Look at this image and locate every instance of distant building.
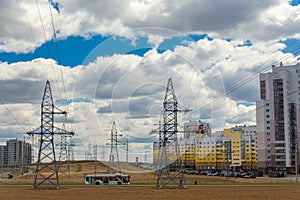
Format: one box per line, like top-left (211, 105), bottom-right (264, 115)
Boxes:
top-left (0, 139), bottom-right (32, 167)
top-left (152, 141), bottom-right (160, 166)
top-left (153, 120), bottom-right (212, 167)
top-left (256, 62), bottom-right (300, 174)
top-left (183, 120), bottom-right (212, 138)
top-left (152, 140), bottom-right (177, 167)
top-left (0, 145), bottom-right (7, 167)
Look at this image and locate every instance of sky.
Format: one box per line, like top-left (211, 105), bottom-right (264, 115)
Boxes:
top-left (1, 0), bottom-right (300, 162)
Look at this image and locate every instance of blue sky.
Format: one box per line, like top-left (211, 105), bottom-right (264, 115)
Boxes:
top-left (290, 0), bottom-right (300, 6)
top-left (0, 34), bottom-right (208, 67)
top-left (1, 33), bottom-right (298, 67)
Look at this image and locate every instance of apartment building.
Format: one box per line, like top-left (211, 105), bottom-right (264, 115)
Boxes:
top-left (256, 62), bottom-right (300, 174)
top-left (0, 145), bottom-right (7, 167)
top-left (178, 125), bottom-right (257, 171)
top-left (153, 120), bottom-right (212, 167)
top-left (0, 139), bottom-right (32, 167)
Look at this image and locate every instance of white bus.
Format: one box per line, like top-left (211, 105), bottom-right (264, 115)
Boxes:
top-left (85, 173), bottom-right (131, 185)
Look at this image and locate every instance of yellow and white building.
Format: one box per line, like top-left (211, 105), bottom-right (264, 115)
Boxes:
top-left (177, 125), bottom-right (257, 171)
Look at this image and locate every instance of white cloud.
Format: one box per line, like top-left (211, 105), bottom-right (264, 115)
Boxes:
top-left (1, 0), bottom-right (300, 53)
top-left (0, 35), bottom-right (297, 146)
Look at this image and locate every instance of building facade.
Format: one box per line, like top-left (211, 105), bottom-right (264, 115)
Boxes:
top-left (153, 120), bottom-right (212, 167)
top-left (178, 125), bottom-right (257, 171)
top-left (0, 145), bottom-right (7, 167)
top-left (257, 63), bottom-right (300, 174)
top-left (0, 139), bottom-right (32, 167)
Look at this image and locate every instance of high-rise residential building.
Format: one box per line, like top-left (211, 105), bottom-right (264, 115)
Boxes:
top-left (0, 145), bottom-right (7, 167)
top-left (256, 62), bottom-right (300, 174)
top-left (4, 139), bottom-right (32, 167)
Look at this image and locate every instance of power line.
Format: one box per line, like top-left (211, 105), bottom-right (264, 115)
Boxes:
top-left (228, 84), bottom-right (300, 123)
top-left (222, 0), bottom-right (266, 37)
top-left (34, 0), bottom-right (62, 98)
top-left (0, 98), bottom-right (28, 133)
top-left (47, 0), bottom-right (68, 106)
top-left (191, 42), bottom-right (300, 116)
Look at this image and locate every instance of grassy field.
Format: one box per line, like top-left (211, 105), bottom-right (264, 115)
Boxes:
top-left (0, 185), bottom-right (299, 200)
top-left (0, 161), bottom-right (299, 200)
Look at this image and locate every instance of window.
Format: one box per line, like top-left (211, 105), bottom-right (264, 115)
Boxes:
top-left (260, 80), bottom-right (266, 99)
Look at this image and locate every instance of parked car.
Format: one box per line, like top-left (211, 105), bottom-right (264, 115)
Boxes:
top-left (224, 172), bottom-right (235, 177)
top-left (234, 172), bottom-right (243, 178)
top-left (211, 172), bottom-right (220, 176)
top-left (185, 170), bottom-right (196, 175)
top-left (243, 174), bottom-right (256, 179)
top-left (195, 170), bottom-right (203, 175)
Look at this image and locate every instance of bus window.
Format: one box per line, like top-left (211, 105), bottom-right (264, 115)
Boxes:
top-left (104, 177), bottom-right (109, 184)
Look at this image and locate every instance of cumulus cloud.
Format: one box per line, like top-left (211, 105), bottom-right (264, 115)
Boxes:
top-left (1, 0), bottom-right (300, 160)
top-left (0, 34), bottom-right (297, 141)
top-left (1, 0), bottom-right (300, 53)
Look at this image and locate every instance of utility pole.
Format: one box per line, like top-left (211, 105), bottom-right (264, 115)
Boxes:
top-left (126, 138), bottom-right (129, 163)
top-left (296, 137), bottom-right (298, 184)
top-left (156, 78), bottom-right (191, 189)
top-left (100, 145), bottom-right (105, 161)
top-left (27, 80), bottom-right (74, 189)
top-left (144, 150), bottom-right (147, 164)
top-left (94, 144), bottom-right (97, 175)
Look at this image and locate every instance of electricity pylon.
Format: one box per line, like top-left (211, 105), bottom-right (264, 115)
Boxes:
top-left (107, 121), bottom-right (125, 173)
top-left (156, 78), bottom-right (191, 189)
top-left (56, 124), bottom-right (74, 177)
top-left (27, 80), bottom-right (74, 189)
top-left (68, 138), bottom-right (75, 161)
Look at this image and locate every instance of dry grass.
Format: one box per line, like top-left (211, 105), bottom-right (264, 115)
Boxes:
top-left (1, 161), bottom-right (296, 186)
top-left (0, 185), bottom-right (299, 200)
top-left (0, 161), bottom-right (299, 200)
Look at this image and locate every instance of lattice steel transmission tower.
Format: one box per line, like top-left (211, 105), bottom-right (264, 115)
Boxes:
top-left (68, 138), bottom-right (75, 161)
top-left (28, 80), bottom-right (74, 189)
top-left (107, 121), bottom-right (125, 173)
top-left (156, 78), bottom-right (191, 189)
top-left (57, 124), bottom-right (74, 177)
